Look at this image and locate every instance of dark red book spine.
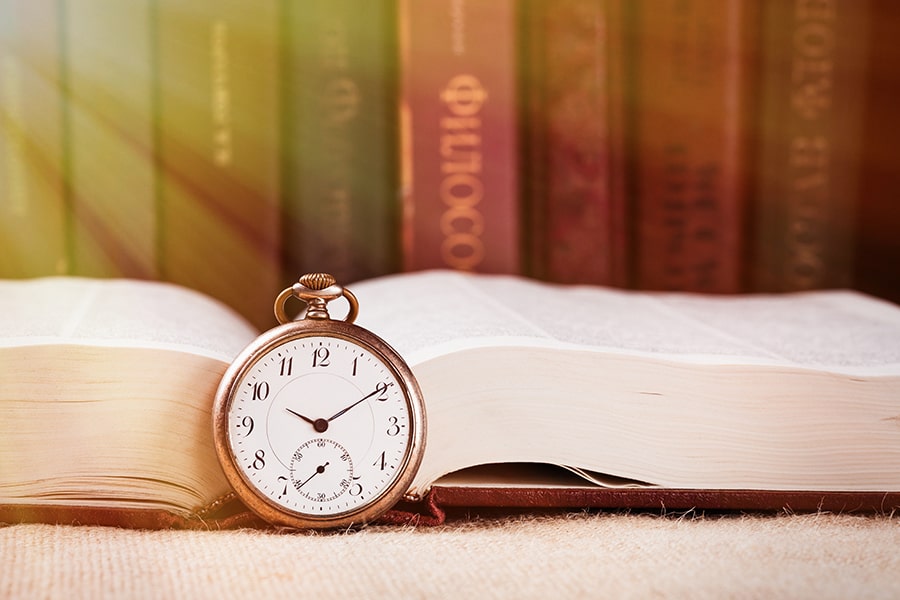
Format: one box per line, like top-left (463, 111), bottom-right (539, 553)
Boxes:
top-left (399, 0), bottom-right (520, 274)
top-left (522, 0), bottom-right (628, 286)
top-left (630, 0), bottom-right (755, 292)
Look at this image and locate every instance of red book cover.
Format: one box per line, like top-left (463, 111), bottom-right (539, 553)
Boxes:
top-left (522, 0), bottom-right (628, 286)
top-left (630, 0), bottom-right (755, 292)
top-left (425, 485), bottom-right (900, 519)
top-left (399, 0), bottom-right (520, 274)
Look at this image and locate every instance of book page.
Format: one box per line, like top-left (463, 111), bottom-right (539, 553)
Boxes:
top-left (353, 271), bottom-right (900, 375)
top-left (354, 271), bottom-right (551, 360)
top-left (0, 278), bottom-right (258, 362)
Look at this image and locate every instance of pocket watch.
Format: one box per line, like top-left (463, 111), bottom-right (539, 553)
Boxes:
top-left (212, 273), bottom-right (426, 529)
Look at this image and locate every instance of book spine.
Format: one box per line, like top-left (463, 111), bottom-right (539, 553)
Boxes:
top-left (630, 0), bottom-right (754, 292)
top-left (399, 0), bottom-right (521, 274)
top-left (0, 0), bottom-right (68, 277)
top-left (855, 0), bottom-right (900, 303)
top-left (427, 486), bottom-right (900, 516)
top-left (281, 0), bottom-right (400, 285)
top-left (752, 0), bottom-right (869, 291)
top-left (155, 0), bottom-right (280, 330)
top-left (521, 0), bottom-right (628, 286)
top-left (63, 0), bottom-right (157, 278)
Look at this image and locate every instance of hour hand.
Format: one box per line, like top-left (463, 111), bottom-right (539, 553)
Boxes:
top-left (285, 407), bottom-right (315, 425)
top-left (286, 407), bottom-right (329, 433)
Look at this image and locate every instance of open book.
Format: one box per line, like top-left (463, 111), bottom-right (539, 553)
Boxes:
top-left (2, 271), bottom-right (899, 528)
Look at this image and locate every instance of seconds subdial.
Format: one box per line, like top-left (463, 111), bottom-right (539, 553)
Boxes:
top-left (290, 438), bottom-right (354, 503)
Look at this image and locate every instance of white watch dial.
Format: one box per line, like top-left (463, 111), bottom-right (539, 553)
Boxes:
top-left (226, 334), bottom-right (412, 517)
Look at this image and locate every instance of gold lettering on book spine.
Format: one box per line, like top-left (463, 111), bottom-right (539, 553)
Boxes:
top-left (210, 20), bottom-right (232, 167)
top-left (786, 0), bottom-right (836, 288)
top-left (438, 75), bottom-right (487, 270)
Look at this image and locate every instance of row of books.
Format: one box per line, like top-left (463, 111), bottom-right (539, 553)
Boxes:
top-left (523, 0), bottom-right (870, 294)
top-left (0, 0), bottom-right (880, 328)
top-left (0, 0), bottom-right (400, 329)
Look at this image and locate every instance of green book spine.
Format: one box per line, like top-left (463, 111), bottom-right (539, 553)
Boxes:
top-left (0, 0), bottom-right (68, 277)
top-left (281, 0), bottom-right (400, 284)
top-left (63, 0), bottom-right (157, 278)
top-left (155, 0), bottom-right (281, 329)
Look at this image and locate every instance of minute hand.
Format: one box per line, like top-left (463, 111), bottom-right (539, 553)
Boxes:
top-left (327, 384), bottom-right (392, 422)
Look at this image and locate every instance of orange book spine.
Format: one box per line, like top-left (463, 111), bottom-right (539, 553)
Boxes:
top-left (753, 0), bottom-right (869, 291)
top-left (630, 0), bottom-right (755, 292)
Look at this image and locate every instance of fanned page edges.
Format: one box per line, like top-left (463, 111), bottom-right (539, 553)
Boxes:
top-left (353, 272), bottom-right (900, 496)
top-left (0, 495), bottom-right (264, 531)
top-left (0, 278), bottom-right (253, 527)
top-left (0, 492), bottom-right (443, 530)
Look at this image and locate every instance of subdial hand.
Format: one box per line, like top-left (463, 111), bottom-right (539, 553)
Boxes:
top-left (326, 383), bottom-right (394, 422)
top-left (285, 407), bottom-right (329, 433)
top-left (297, 462), bottom-right (330, 489)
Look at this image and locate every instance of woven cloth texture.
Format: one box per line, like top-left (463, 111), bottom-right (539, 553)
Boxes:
top-left (2, 512), bottom-right (899, 599)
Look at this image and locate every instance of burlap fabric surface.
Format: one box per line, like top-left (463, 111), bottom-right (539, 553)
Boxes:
top-left (2, 512), bottom-right (899, 598)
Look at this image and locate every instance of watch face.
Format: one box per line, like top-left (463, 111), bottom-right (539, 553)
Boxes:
top-left (216, 323), bottom-right (423, 527)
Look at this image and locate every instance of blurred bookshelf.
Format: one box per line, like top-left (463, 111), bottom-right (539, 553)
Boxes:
top-left (1, 0), bottom-right (899, 330)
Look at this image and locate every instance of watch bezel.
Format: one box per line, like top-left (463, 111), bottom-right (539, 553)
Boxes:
top-left (212, 318), bottom-right (426, 529)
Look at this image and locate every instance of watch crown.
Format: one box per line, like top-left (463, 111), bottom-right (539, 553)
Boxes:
top-left (299, 273), bottom-right (336, 290)
top-left (275, 273), bottom-right (358, 325)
